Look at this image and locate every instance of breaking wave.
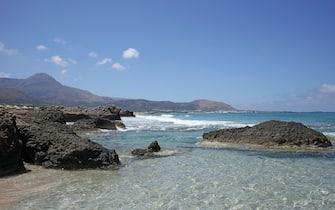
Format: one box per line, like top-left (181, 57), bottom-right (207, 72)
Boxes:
top-left (122, 114), bottom-right (252, 131)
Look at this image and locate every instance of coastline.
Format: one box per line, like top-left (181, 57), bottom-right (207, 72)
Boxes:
top-left (1, 112), bottom-right (335, 209)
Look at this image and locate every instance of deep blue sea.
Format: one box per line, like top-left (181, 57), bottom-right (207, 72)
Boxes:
top-left (4, 112), bottom-right (335, 209)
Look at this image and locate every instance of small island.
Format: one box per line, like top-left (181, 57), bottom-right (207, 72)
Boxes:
top-left (202, 120), bottom-right (332, 150)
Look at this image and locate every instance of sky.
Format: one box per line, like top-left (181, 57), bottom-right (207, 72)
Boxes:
top-left (0, 0), bottom-right (335, 111)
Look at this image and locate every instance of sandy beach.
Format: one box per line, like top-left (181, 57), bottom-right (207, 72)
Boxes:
top-left (0, 164), bottom-right (61, 209)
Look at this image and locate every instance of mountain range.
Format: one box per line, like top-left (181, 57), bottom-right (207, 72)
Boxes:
top-left (0, 73), bottom-right (236, 112)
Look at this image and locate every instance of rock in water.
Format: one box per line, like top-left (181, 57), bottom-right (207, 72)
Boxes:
top-left (148, 140), bottom-right (161, 152)
top-left (131, 141), bottom-right (161, 156)
top-left (0, 110), bottom-right (25, 177)
top-left (203, 120), bottom-right (332, 149)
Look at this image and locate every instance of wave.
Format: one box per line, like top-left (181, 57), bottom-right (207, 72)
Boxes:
top-left (122, 114), bottom-right (252, 131)
top-left (140, 114), bottom-right (249, 127)
top-left (324, 132), bottom-right (335, 137)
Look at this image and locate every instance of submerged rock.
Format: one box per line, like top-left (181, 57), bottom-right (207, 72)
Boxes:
top-left (202, 120), bottom-right (332, 149)
top-left (131, 141), bottom-right (161, 156)
top-left (0, 110), bottom-right (25, 177)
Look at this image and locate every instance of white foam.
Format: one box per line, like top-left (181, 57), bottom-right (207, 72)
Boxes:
top-left (160, 114), bottom-right (174, 118)
top-left (154, 149), bottom-right (183, 157)
top-left (136, 114), bottom-right (250, 128)
top-left (324, 132), bottom-right (335, 137)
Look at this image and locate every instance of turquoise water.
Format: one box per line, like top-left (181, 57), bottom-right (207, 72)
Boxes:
top-left (10, 112), bottom-right (335, 209)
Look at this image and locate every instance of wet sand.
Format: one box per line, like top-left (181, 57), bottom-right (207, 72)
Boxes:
top-left (0, 164), bottom-right (61, 209)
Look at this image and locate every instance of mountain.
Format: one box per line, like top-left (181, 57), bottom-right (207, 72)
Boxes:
top-left (0, 88), bottom-right (41, 105)
top-left (0, 73), bottom-right (236, 112)
top-left (0, 73), bottom-right (111, 106)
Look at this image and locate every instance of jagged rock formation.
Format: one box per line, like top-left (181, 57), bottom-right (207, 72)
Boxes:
top-left (0, 105), bottom-right (121, 177)
top-left (61, 105), bottom-right (133, 132)
top-left (0, 110), bottom-right (25, 177)
top-left (203, 120), bottom-right (332, 149)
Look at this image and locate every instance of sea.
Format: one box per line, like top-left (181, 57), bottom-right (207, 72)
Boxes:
top-left (1, 112), bottom-right (335, 209)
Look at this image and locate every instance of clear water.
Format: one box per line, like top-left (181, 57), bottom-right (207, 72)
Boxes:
top-left (4, 112), bottom-right (335, 209)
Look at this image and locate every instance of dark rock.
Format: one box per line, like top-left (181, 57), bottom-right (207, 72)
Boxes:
top-left (0, 109), bottom-right (25, 177)
top-left (131, 148), bottom-right (151, 156)
top-left (131, 141), bottom-right (161, 156)
top-left (203, 120), bottom-right (332, 149)
top-left (61, 105), bottom-right (123, 121)
top-left (120, 109), bottom-right (135, 117)
top-left (27, 106), bottom-right (66, 124)
top-left (61, 105), bottom-right (130, 131)
top-left (12, 107), bottom-right (120, 169)
top-left (148, 140), bottom-right (161, 152)
top-left (72, 118), bottom-right (117, 131)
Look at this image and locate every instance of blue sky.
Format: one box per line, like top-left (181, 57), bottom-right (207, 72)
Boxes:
top-left (0, 0), bottom-right (334, 111)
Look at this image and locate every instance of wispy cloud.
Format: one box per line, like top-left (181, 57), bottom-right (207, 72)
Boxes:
top-left (319, 84), bottom-right (335, 93)
top-left (0, 72), bottom-right (10, 78)
top-left (97, 58), bottom-right (112, 65)
top-left (123, 48), bottom-right (140, 59)
top-left (67, 58), bottom-right (77, 65)
top-left (45, 55), bottom-right (77, 67)
top-left (112, 62), bottom-right (126, 70)
top-left (36, 45), bottom-right (48, 51)
top-left (45, 55), bottom-right (68, 67)
top-left (290, 83), bottom-right (335, 111)
top-left (88, 51), bottom-right (98, 58)
top-left (0, 41), bottom-right (18, 56)
top-left (52, 37), bottom-right (68, 45)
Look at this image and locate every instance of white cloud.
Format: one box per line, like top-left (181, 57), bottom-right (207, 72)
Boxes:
top-left (60, 69), bottom-right (67, 75)
top-left (88, 51), bottom-right (98, 58)
top-left (45, 56), bottom-right (77, 67)
top-left (97, 58), bottom-right (112, 65)
top-left (319, 84), bottom-right (335, 93)
top-left (112, 62), bottom-right (126, 70)
top-left (0, 41), bottom-right (19, 56)
top-left (36, 45), bottom-right (47, 51)
top-left (0, 72), bottom-right (10, 78)
top-left (123, 48), bottom-right (139, 59)
top-left (45, 55), bottom-right (69, 67)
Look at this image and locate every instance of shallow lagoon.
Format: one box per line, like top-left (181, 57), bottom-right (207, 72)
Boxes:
top-left (2, 112), bottom-right (335, 209)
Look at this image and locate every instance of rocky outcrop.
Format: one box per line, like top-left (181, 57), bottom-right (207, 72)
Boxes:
top-left (61, 105), bottom-right (134, 121)
top-left (72, 118), bottom-right (126, 132)
top-left (61, 105), bottom-right (132, 131)
top-left (131, 141), bottom-right (161, 156)
top-left (61, 106), bottom-right (120, 121)
top-left (0, 109), bottom-right (25, 177)
top-left (1, 106), bottom-right (121, 171)
top-left (203, 120), bottom-right (332, 149)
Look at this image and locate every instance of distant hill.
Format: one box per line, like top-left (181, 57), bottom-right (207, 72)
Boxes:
top-left (0, 73), bottom-right (236, 112)
top-left (0, 88), bottom-right (41, 105)
top-left (112, 99), bottom-right (235, 112)
top-left (0, 73), bottom-right (111, 106)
